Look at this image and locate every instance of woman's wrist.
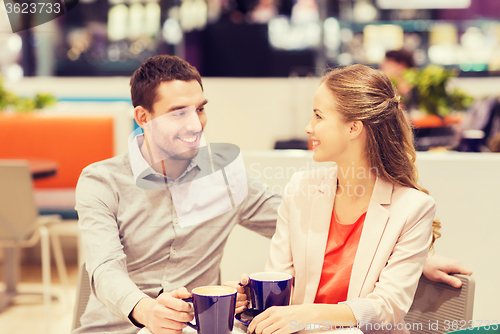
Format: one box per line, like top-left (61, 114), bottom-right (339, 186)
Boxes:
top-left (305, 303), bottom-right (357, 327)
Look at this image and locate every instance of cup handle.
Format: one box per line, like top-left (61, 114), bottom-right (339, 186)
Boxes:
top-left (182, 297), bottom-right (197, 330)
top-left (238, 282), bottom-right (254, 312)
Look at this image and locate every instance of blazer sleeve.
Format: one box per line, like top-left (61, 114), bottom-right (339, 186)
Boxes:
top-left (345, 193), bottom-right (436, 333)
top-left (264, 173), bottom-right (300, 277)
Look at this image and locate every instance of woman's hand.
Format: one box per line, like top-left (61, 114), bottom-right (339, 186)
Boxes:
top-left (223, 273), bottom-right (250, 314)
top-left (247, 304), bottom-right (314, 334)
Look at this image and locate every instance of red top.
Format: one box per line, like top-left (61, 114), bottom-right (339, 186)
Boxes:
top-left (314, 210), bottom-right (366, 304)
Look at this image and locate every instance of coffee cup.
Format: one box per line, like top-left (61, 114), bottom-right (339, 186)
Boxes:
top-left (247, 272), bottom-right (293, 316)
top-left (183, 286), bottom-right (237, 334)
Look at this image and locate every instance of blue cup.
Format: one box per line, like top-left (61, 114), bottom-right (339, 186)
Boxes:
top-left (183, 286), bottom-right (237, 334)
top-left (248, 272), bottom-right (293, 316)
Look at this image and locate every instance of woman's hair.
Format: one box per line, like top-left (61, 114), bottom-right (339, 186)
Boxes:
top-left (321, 64), bottom-right (441, 247)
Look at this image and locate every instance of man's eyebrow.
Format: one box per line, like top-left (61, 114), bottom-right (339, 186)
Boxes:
top-left (167, 99), bottom-right (208, 113)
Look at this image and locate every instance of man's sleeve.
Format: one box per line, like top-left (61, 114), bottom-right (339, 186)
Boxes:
top-left (75, 166), bottom-right (149, 324)
top-left (236, 171), bottom-right (282, 238)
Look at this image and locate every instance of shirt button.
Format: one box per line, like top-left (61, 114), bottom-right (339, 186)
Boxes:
top-left (172, 248), bottom-right (176, 255)
top-left (174, 219), bottom-right (178, 224)
top-left (163, 281), bottom-right (170, 286)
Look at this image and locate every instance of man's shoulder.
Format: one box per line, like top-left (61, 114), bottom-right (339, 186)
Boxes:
top-left (78, 153), bottom-right (133, 186)
top-left (76, 153), bottom-right (133, 201)
top-left (82, 153), bottom-right (130, 174)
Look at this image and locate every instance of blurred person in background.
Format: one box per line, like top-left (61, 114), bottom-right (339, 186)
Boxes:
top-left (380, 49), bottom-right (417, 110)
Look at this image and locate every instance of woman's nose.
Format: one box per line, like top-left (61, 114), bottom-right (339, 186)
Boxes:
top-left (305, 121), bottom-right (313, 135)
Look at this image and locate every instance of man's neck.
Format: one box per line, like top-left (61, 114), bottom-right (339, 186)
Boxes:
top-left (139, 139), bottom-right (191, 180)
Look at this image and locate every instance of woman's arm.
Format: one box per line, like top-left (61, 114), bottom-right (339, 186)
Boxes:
top-left (248, 303), bottom-right (356, 334)
top-left (344, 193), bottom-right (436, 333)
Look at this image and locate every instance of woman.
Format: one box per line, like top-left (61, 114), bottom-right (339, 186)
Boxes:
top-left (244, 64), bottom-right (440, 334)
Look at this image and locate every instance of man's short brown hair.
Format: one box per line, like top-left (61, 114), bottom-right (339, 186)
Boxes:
top-left (130, 55), bottom-right (203, 112)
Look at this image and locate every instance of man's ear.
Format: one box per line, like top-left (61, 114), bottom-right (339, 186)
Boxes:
top-left (134, 106), bottom-right (149, 129)
top-left (349, 120), bottom-right (364, 139)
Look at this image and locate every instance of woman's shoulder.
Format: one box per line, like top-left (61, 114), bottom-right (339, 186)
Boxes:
top-left (292, 164), bottom-right (337, 182)
top-left (281, 165), bottom-right (337, 199)
top-left (287, 165), bottom-right (337, 188)
top-left (392, 183), bottom-right (436, 210)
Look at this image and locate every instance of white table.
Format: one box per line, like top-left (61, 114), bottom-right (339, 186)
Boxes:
top-left (138, 321), bottom-right (363, 334)
top-left (138, 322), bottom-right (247, 334)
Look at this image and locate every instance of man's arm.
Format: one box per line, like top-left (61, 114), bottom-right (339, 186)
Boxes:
top-left (76, 167), bottom-right (149, 321)
top-left (236, 171), bottom-right (281, 237)
top-left (423, 254), bottom-right (473, 288)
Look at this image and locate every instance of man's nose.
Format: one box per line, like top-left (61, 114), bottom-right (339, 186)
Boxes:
top-left (185, 110), bottom-right (202, 133)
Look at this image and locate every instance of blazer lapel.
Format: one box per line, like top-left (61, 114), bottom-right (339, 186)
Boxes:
top-left (348, 177), bottom-right (393, 299)
top-left (303, 166), bottom-right (337, 303)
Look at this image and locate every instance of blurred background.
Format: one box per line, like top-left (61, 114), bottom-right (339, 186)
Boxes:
top-left (1, 0), bottom-right (500, 78)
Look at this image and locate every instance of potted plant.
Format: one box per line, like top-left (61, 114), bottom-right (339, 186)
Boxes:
top-left (0, 75), bottom-right (57, 113)
top-left (403, 64), bottom-right (474, 124)
top-left (402, 65), bottom-right (474, 150)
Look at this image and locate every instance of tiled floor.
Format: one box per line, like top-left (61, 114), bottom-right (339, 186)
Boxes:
top-left (0, 263), bottom-right (79, 334)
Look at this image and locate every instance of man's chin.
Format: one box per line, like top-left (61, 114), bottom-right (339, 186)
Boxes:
top-left (168, 147), bottom-right (199, 161)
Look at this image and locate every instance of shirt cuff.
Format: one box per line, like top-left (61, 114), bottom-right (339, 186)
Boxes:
top-left (122, 291), bottom-right (150, 327)
top-left (342, 298), bottom-right (378, 334)
top-left (129, 313), bottom-right (145, 329)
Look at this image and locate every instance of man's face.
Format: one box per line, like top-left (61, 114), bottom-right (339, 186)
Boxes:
top-left (380, 58), bottom-right (406, 78)
top-left (144, 80), bottom-right (207, 164)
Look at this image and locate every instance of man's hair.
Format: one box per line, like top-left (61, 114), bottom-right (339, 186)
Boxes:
top-left (130, 55), bottom-right (203, 112)
top-left (385, 49), bottom-right (415, 68)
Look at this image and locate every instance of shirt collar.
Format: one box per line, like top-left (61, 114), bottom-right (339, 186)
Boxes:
top-left (128, 129), bottom-right (205, 189)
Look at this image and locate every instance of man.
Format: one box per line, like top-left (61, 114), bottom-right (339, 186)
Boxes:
top-left (74, 55), bottom-right (471, 334)
top-left (74, 55), bottom-right (280, 334)
top-left (380, 49), bottom-right (416, 108)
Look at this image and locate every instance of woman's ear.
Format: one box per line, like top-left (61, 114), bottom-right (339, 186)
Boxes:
top-left (349, 120), bottom-right (364, 139)
top-left (134, 106), bottom-right (149, 129)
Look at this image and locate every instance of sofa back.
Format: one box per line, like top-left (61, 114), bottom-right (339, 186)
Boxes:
top-left (0, 114), bottom-right (114, 188)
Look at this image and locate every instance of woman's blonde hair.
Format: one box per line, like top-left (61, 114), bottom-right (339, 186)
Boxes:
top-left (321, 64), bottom-right (441, 247)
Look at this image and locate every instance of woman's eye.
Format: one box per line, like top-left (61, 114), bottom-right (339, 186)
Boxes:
top-left (197, 108), bottom-right (205, 113)
top-left (315, 113), bottom-right (322, 119)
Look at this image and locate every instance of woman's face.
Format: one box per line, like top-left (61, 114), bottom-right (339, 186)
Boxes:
top-left (305, 83), bottom-right (352, 163)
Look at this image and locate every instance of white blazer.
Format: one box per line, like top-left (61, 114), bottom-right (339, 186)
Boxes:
top-left (266, 165), bottom-right (435, 334)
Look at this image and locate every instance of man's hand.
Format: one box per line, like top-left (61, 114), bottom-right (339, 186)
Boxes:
top-left (131, 287), bottom-right (194, 334)
top-left (423, 254), bottom-right (473, 288)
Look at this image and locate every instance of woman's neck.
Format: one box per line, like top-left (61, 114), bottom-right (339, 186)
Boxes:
top-left (336, 159), bottom-right (376, 202)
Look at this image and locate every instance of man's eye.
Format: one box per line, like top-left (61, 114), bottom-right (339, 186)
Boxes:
top-left (174, 112), bottom-right (185, 117)
top-left (197, 108), bottom-right (205, 113)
